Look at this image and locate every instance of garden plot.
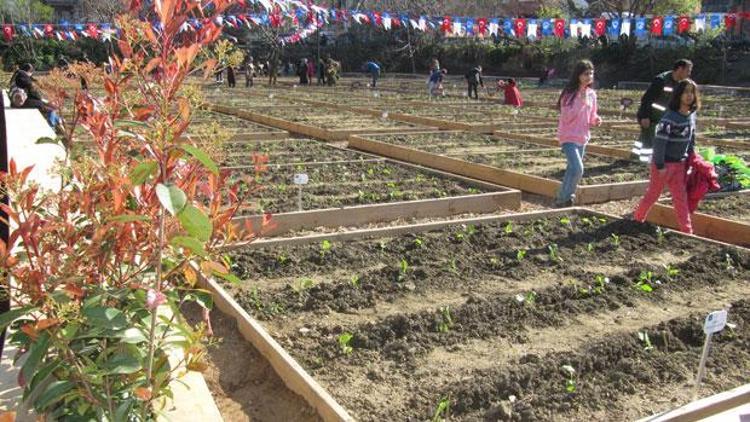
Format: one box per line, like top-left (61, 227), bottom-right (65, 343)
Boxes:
top-left (365, 131), bottom-right (554, 156)
top-left (220, 138), bottom-right (519, 232)
top-left (222, 211), bottom-right (750, 421)
top-left (190, 111), bottom-right (287, 138)
top-left (702, 127), bottom-right (750, 143)
top-left (695, 192), bottom-right (750, 224)
top-left (366, 132), bottom-right (648, 186)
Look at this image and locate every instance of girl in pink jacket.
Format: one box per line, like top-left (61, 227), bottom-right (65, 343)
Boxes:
top-left (554, 60), bottom-right (602, 206)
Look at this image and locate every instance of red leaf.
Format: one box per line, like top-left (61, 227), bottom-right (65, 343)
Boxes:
top-left (104, 78), bottom-right (117, 95)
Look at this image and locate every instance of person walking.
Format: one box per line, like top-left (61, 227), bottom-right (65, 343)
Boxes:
top-left (364, 61), bottom-right (381, 88)
top-left (465, 65), bottom-right (484, 100)
top-left (317, 57), bottom-right (326, 85)
top-left (245, 55), bottom-right (255, 88)
top-left (428, 68), bottom-right (447, 98)
top-left (298, 58), bottom-right (309, 85)
top-left (632, 79), bottom-right (700, 234)
top-left (634, 59), bottom-right (693, 162)
top-left (554, 60), bottom-right (602, 207)
top-left (227, 65), bottom-right (236, 88)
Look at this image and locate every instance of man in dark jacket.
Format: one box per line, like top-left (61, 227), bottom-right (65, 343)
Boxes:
top-left (9, 63), bottom-right (63, 130)
top-left (634, 59), bottom-right (693, 162)
top-left (465, 65), bottom-right (484, 100)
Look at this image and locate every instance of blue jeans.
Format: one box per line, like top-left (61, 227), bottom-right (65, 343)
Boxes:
top-left (557, 142), bottom-right (586, 203)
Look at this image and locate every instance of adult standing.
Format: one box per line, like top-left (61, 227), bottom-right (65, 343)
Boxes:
top-left (634, 59), bottom-right (693, 162)
top-left (306, 58), bottom-right (315, 84)
top-left (298, 58), bottom-right (309, 85)
top-left (465, 65), bottom-right (484, 100)
top-left (226, 65), bottom-right (236, 88)
top-left (245, 55), bottom-right (255, 88)
top-left (317, 57), bottom-right (326, 85)
top-left (364, 61), bottom-right (381, 88)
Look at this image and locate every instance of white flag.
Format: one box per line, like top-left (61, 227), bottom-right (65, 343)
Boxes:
top-left (489, 22), bottom-right (499, 36)
top-left (383, 17), bottom-right (392, 30)
top-left (621, 19), bottom-right (631, 36)
top-left (527, 20), bottom-right (538, 40)
top-left (695, 16), bottom-right (706, 32)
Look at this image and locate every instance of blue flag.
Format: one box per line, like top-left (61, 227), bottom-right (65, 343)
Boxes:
top-left (710, 14), bottom-right (722, 29)
top-left (466, 18), bottom-right (474, 35)
top-left (635, 17), bottom-right (647, 37)
top-left (542, 19), bottom-right (553, 36)
top-left (663, 16), bottom-right (674, 35)
top-left (609, 18), bottom-right (621, 36)
top-left (503, 19), bottom-right (513, 35)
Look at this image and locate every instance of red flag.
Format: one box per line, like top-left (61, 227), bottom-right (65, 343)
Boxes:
top-left (87, 23), bottom-right (99, 38)
top-left (513, 18), bottom-right (526, 37)
top-left (725, 13), bottom-right (737, 29)
top-left (2, 25), bottom-right (13, 42)
top-left (44, 24), bottom-right (54, 38)
top-left (677, 16), bottom-right (690, 33)
top-left (373, 12), bottom-right (382, 27)
top-left (594, 18), bottom-right (607, 36)
top-left (441, 16), bottom-right (451, 34)
top-left (391, 18), bottom-right (400, 28)
top-left (554, 18), bottom-right (566, 37)
top-left (270, 12), bottom-right (281, 27)
top-left (478, 18), bottom-right (487, 35)
top-left (651, 16), bottom-right (663, 35)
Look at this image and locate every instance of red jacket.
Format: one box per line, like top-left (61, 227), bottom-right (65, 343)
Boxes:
top-left (686, 153), bottom-right (720, 213)
top-left (504, 85), bottom-right (523, 107)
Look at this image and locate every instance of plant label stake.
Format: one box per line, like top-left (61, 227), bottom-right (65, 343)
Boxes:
top-left (294, 173), bottom-right (309, 211)
top-left (693, 309), bottom-right (728, 398)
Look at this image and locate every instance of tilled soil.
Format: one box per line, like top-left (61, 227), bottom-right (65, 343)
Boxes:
top-left (694, 194), bottom-right (750, 223)
top-left (223, 214), bottom-right (750, 421)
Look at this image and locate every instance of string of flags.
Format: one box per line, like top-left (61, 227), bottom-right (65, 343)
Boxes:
top-left (2, 5), bottom-right (749, 45)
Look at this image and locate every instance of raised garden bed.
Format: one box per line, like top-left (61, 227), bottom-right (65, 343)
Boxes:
top-left (219, 210), bottom-right (750, 421)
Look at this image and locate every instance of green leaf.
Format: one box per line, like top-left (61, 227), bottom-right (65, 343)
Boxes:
top-left (34, 380), bottom-right (75, 410)
top-left (185, 290), bottom-right (214, 309)
top-left (83, 307), bottom-right (128, 330)
top-left (115, 400), bottom-right (134, 421)
top-left (170, 236), bottom-right (208, 257)
top-left (104, 354), bottom-right (142, 375)
top-left (21, 332), bottom-right (50, 386)
top-left (182, 145), bottom-right (219, 175)
top-left (35, 137), bottom-right (61, 146)
top-left (156, 184), bottom-right (187, 216)
top-left (23, 360), bottom-right (61, 404)
top-left (129, 160), bottom-right (158, 185)
top-left (214, 271), bottom-right (241, 284)
top-left (0, 306), bottom-right (36, 330)
top-left (119, 327), bottom-right (147, 344)
top-left (115, 119), bottom-right (149, 127)
top-left (109, 214), bottom-right (151, 223)
top-left (178, 205), bottom-right (212, 242)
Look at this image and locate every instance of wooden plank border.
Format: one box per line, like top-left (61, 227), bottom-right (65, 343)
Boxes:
top-left (348, 135), bottom-right (649, 204)
top-left (644, 191), bottom-right (750, 247)
top-left (638, 383), bottom-right (750, 422)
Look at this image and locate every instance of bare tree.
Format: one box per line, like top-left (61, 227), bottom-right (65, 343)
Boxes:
top-left (80, 0), bottom-right (127, 22)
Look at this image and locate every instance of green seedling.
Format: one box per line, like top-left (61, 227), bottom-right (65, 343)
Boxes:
top-left (548, 243), bottom-right (563, 263)
top-left (516, 290), bottom-right (537, 305)
top-left (610, 233), bottom-right (621, 248)
top-left (655, 226), bottom-right (665, 243)
top-left (320, 240), bottom-right (332, 258)
top-left (489, 257), bottom-right (500, 267)
top-left (414, 238), bottom-right (424, 248)
top-left (293, 278), bottom-right (316, 297)
top-left (598, 217), bottom-right (608, 224)
top-left (437, 306), bottom-right (454, 333)
top-left (398, 258), bottom-right (409, 281)
top-left (593, 274), bottom-right (609, 294)
top-left (465, 224), bottom-right (477, 236)
top-left (468, 187), bottom-right (480, 194)
top-left (637, 331), bottom-right (654, 351)
top-left (248, 287), bottom-right (263, 311)
top-left (381, 167), bottom-right (392, 176)
top-left (454, 232), bottom-right (465, 242)
top-left (378, 240), bottom-right (388, 250)
top-left (562, 365), bottom-right (577, 393)
top-left (431, 396), bottom-right (450, 422)
top-left (663, 264), bottom-right (680, 280)
top-left (581, 217), bottom-right (593, 227)
top-left (447, 258), bottom-right (459, 275)
top-left (349, 275), bottom-right (361, 288)
top-left (635, 271), bottom-right (659, 293)
top-left (277, 254), bottom-right (288, 265)
top-left (516, 248), bottom-right (527, 262)
top-left (559, 217), bottom-right (571, 227)
top-left (586, 243), bottom-right (594, 253)
top-left (503, 222), bottom-right (513, 234)
top-left (338, 332), bottom-right (353, 355)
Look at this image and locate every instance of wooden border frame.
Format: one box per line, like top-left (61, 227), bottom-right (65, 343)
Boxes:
top-left (638, 383), bottom-right (750, 422)
top-left (645, 190), bottom-right (750, 247)
top-left (348, 135), bottom-right (649, 204)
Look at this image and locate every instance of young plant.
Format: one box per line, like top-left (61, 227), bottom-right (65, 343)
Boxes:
top-left (437, 306), bottom-right (454, 333)
top-left (448, 259), bottom-right (459, 275)
top-left (562, 365), bottom-right (577, 393)
top-left (635, 271), bottom-right (660, 293)
top-left (248, 287), bottom-right (264, 311)
top-left (431, 396), bottom-right (451, 422)
top-left (610, 233), bottom-right (621, 248)
top-left (559, 217), bottom-right (572, 227)
top-left (663, 264), bottom-right (680, 280)
top-left (338, 332), bottom-right (354, 355)
top-left (516, 248), bottom-right (527, 262)
top-left (593, 274), bottom-right (609, 294)
top-left (548, 243), bottom-right (563, 263)
top-left (398, 258), bottom-right (410, 281)
top-left (504, 222), bottom-right (514, 234)
top-left (586, 242), bottom-right (595, 253)
top-left (516, 290), bottom-right (537, 305)
top-left (293, 278), bottom-right (316, 297)
top-left (320, 240), bottom-right (333, 258)
top-left (655, 226), bottom-right (665, 243)
top-left (414, 238), bottom-right (424, 248)
top-left (638, 331), bottom-right (654, 351)
top-left (349, 275), bottom-right (361, 288)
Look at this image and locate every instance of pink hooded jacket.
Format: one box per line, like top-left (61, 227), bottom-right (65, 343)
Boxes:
top-left (557, 87), bottom-right (601, 145)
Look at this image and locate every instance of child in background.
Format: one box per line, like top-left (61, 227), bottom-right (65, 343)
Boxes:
top-left (555, 60), bottom-right (602, 207)
top-left (498, 78), bottom-right (523, 107)
top-left (632, 79), bottom-right (700, 234)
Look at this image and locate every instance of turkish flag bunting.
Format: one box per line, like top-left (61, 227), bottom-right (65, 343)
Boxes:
top-left (725, 13), bottom-right (737, 29)
top-left (651, 16), bottom-right (663, 35)
top-left (44, 24), bottom-right (54, 37)
top-left (594, 18), bottom-right (606, 36)
top-left (441, 16), bottom-right (451, 33)
top-left (87, 23), bottom-right (98, 38)
top-left (554, 18), bottom-right (565, 37)
top-left (677, 16), bottom-right (690, 33)
top-left (514, 18), bottom-right (526, 37)
top-left (2, 25), bottom-right (13, 42)
top-left (478, 18), bottom-right (487, 35)
top-left (373, 12), bottom-right (382, 27)
top-left (270, 12), bottom-right (281, 27)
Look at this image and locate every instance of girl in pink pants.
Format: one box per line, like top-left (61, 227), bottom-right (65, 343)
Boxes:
top-left (633, 79), bottom-right (700, 234)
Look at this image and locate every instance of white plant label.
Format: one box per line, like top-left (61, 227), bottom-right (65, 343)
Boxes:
top-left (703, 309), bottom-right (727, 334)
top-left (293, 173), bottom-right (309, 185)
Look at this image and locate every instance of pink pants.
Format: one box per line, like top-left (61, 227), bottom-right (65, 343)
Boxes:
top-left (634, 162), bottom-right (693, 234)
